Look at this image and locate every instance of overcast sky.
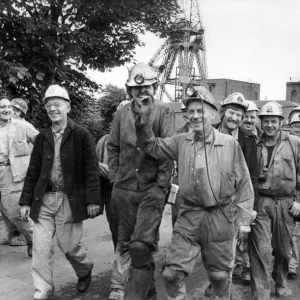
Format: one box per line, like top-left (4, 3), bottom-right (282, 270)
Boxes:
top-left (88, 0), bottom-right (300, 101)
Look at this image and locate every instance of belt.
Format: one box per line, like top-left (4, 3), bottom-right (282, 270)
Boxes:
top-left (259, 193), bottom-right (292, 200)
top-left (0, 160), bottom-right (10, 166)
top-left (46, 184), bottom-right (65, 193)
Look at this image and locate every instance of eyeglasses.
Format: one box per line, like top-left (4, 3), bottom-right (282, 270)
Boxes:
top-left (44, 103), bottom-right (64, 110)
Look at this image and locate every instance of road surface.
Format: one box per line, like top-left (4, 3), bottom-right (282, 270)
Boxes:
top-left (1, 206), bottom-right (299, 300)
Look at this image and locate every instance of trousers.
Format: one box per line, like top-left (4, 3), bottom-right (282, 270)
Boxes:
top-left (164, 202), bottom-right (237, 300)
top-left (32, 192), bottom-right (93, 300)
top-left (289, 222), bottom-right (300, 272)
top-left (249, 196), bottom-right (294, 300)
top-left (0, 165), bottom-right (32, 243)
top-left (235, 233), bottom-right (250, 269)
top-left (111, 185), bottom-right (165, 299)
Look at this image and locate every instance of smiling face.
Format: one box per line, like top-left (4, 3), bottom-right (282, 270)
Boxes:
top-left (242, 110), bottom-right (258, 132)
top-left (44, 98), bottom-right (70, 124)
top-left (221, 105), bottom-right (244, 133)
top-left (261, 116), bottom-right (282, 137)
top-left (290, 122), bottom-right (300, 137)
top-left (186, 100), bottom-right (216, 133)
top-left (0, 99), bottom-right (12, 123)
top-left (130, 84), bottom-right (155, 109)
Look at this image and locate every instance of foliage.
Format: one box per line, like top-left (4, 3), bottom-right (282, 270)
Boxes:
top-left (0, 0), bottom-right (179, 129)
top-left (82, 84), bottom-right (127, 142)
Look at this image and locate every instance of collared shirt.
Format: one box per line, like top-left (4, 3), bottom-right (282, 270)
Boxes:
top-left (50, 126), bottom-right (66, 186)
top-left (218, 123), bottom-right (239, 140)
top-left (136, 125), bottom-right (254, 225)
top-left (193, 130), bottom-right (215, 205)
top-left (0, 121), bottom-right (10, 163)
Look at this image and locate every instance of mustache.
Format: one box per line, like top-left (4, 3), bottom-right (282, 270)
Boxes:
top-left (228, 119), bottom-right (239, 125)
top-left (243, 121), bottom-right (253, 125)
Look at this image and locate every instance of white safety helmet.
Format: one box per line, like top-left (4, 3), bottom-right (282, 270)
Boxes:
top-left (246, 100), bottom-right (259, 112)
top-left (11, 98), bottom-right (28, 115)
top-left (258, 101), bottom-right (283, 119)
top-left (221, 93), bottom-right (249, 112)
top-left (183, 86), bottom-right (217, 110)
top-left (126, 63), bottom-right (158, 87)
top-left (290, 112), bottom-right (300, 125)
top-left (43, 84), bottom-right (70, 103)
top-left (288, 106), bottom-right (300, 121)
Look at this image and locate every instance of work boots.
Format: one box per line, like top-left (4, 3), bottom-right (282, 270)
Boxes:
top-left (275, 284), bottom-right (288, 298)
top-left (124, 267), bottom-right (153, 300)
top-left (108, 288), bottom-right (125, 300)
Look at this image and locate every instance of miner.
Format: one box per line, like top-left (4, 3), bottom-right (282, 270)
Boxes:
top-left (107, 62), bottom-right (175, 300)
top-left (136, 86), bottom-right (254, 300)
top-left (19, 84), bottom-right (101, 300)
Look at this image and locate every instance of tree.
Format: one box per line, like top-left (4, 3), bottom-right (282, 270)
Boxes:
top-left (0, 0), bottom-right (179, 128)
top-left (83, 84), bottom-right (127, 142)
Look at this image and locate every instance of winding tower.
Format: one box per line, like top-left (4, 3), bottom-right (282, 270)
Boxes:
top-left (149, 0), bottom-right (207, 102)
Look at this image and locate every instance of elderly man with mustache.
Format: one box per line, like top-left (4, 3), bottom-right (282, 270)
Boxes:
top-left (242, 100), bottom-right (262, 139)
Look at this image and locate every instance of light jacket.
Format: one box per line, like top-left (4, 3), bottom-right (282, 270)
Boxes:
top-left (136, 123), bottom-right (254, 226)
top-left (8, 118), bottom-right (38, 182)
top-left (108, 101), bottom-right (175, 191)
top-left (257, 130), bottom-right (300, 199)
top-left (214, 123), bottom-right (258, 207)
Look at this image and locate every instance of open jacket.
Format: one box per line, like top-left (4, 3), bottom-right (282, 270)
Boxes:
top-left (257, 130), bottom-right (300, 200)
top-left (19, 118), bottom-right (101, 223)
top-left (136, 123), bottom-right (254, 226)
top-left (214, 124), bottom-right (259, 207)
top-left (108, 101), bottom-right (175, 191)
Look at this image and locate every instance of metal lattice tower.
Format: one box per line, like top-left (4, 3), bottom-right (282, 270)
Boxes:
top-left (149, 0), bottom-right (207, 102)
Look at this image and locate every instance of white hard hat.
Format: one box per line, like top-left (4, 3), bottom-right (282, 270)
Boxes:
top-left (180, 102), bottom-right (187, 112)
top-left (11, 98), bottom-right (28, 115)
top-left (221, 93), bottom-right (248, 111)
top-left (290, 112), bottom-right (300, 125)
top-left (183, 86), bottom-right (217, 110)
top-left (289, 106), bottom-right (300, 120)
top-left (126, 63), bottom-right (158, 87)
top-left (259, 101), bottom-right (283, 119)
top-left (246, 100), bottom-right (259, 112)
top-left (43, 84), bottom-right (70, 103)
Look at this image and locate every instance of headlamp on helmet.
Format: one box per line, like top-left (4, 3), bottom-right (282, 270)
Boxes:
top-left (186, 86), bottom-right (196, 97)
top-left (134, 74), bottom-right (145, 85)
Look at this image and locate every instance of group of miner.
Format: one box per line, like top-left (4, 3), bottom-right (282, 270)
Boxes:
top-left (1, 62), bottom-right (300, 300)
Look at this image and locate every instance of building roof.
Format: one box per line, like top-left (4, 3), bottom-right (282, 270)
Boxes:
top-left (168, 100), bottom-right (298, 113)
top-left (203, 78), bottom-right (260, 85)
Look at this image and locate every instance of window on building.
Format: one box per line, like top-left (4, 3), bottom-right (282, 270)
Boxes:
top-left (255, 92), bottom-right (258, 100)
top-left (291, 90), bottom-right (297, 102)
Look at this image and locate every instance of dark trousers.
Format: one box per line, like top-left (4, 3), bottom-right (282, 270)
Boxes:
top-left (113, 185), bottom-right (165, 300)
top-left (101, 178), bottom-right (119, 251)
top-left (249, 196), bottom-right (294, 300)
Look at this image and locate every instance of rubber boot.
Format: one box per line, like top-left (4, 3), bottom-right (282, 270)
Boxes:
top-left (124, 266), bottom-right (153, 300)
top-left (210, 271), bottom-right (231, 300)
top-left (147, 275), bottom-right (157, 300)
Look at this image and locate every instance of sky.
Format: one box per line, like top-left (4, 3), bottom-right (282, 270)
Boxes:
top-left (87, 0), bottom-right (300, 101)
